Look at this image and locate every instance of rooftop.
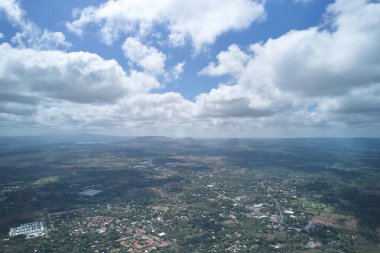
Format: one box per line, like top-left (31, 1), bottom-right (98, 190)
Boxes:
top-left (79, 189), bottom-right (102, 197)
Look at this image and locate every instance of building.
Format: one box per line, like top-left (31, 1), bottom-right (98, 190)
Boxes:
top-left (9, 222), bottom-right (46, 239)
top-left (79, 189), bottom-right (102, 197)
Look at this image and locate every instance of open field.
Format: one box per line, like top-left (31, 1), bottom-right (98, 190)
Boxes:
top-left (311, 212), bottom-right (359, 232)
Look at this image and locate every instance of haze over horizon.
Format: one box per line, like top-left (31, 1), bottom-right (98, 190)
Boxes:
top-left (1, 0), bottom-right (380, 138)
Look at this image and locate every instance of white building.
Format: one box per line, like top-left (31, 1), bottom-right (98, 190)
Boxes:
top-left (9, 222), bottom-right (46, 239)
top-left (79, 189), bottom-right (102, 197)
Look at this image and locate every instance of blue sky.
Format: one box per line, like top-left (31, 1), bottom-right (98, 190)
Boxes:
top-left (0, 0), bottom-right (379, 137)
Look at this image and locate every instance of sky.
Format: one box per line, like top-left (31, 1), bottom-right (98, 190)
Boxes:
top-left (0, 0), bottom-right (380, 138)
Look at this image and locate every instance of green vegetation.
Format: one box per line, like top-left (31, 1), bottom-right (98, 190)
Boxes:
top-left (294, 197), bottom-right (335, 213)
top-left (0, 137), bottom-right (379, 252)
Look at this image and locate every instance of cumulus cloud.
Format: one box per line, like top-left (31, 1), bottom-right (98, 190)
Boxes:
top-left (319, 84), bottom-right (380, 114)
top-left (28, 92), bottom-right (196, 134)
top-left (0, 0), bottom-right (71, 50)
top-left (0, 42), bottom-right (168, 131)
top-left (121, 37), bottom-right (185, 83)
top-left (248, 0), bottom-right (380, 97)
top-left (0, 43), bottom-right (132, 105)
top-left (197, 0), bottom-right (380, 113)
top-left (128, 70), bottom-right (162, 93)
top-left (198, 0), bottom-right (380, 125)
top-left (195, 83), bottom-right (292, 118)
top-left (66, 0), bottom-right (265, 51)
top-left (122, 37), bottom-right (166, 76)
top-left (199, 44), bottom-right (249, 78)
top-left (0, 43), bottom-right (195, 134)
top-left (1, 0), bottom-right (380, 137)
top-left (118, 92), bottom-right (196, 122)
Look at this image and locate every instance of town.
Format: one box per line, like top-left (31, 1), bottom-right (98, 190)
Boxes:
top-left (0, 137), bottom-right (379, 252)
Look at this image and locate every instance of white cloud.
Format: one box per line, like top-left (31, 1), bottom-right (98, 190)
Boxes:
top-left (25, 92), bottom-right (196, 134)
top-left (122, 37), bottom-right (166, 76)
top-left (11, 21), bottom-right (71, 50)
top-left (66, 0), bottom-right (265, 51)
top-left (0, 43), bottom-right (195, 134)
top-left (200, 0), bottom-right (380, 96)
top-left (122, 37), bottom-right (185, 83)
top-left (195, 83), bottom-right (291, 118)
top-left (118, 92), bottom-right (196, 122)
top-left (199, 44), bottom-right (249, 78)
top-left (171, 61), bottom-right (185, 81)
top-left (164, 61), bottom-right (186, 82)
top-left (0, 43), bottom-right (159, 105)
top-left (0, 33), bottom-right (4, 39)
top-left (0, 41), bottom-right (172, 136)
top-left (0, 0), bottom-right (71, 50)
top-left (128, 70), bottom-right (162, 93)
top-left (319, 84), bottom-right (380, 114)
top-left (0, 0), bottom-right (24, 25)
top-left (196, 0), bottom-right (380, 132)
top-left (254, 0), bottom-right (380, 96)
top-left (1, 0), bottom-right (380, 137)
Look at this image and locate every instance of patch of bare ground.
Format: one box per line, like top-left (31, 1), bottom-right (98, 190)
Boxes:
top-left (152, 205), bottom-right (170, 212)
top-left (311, 211), bottom-right (359, 232)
